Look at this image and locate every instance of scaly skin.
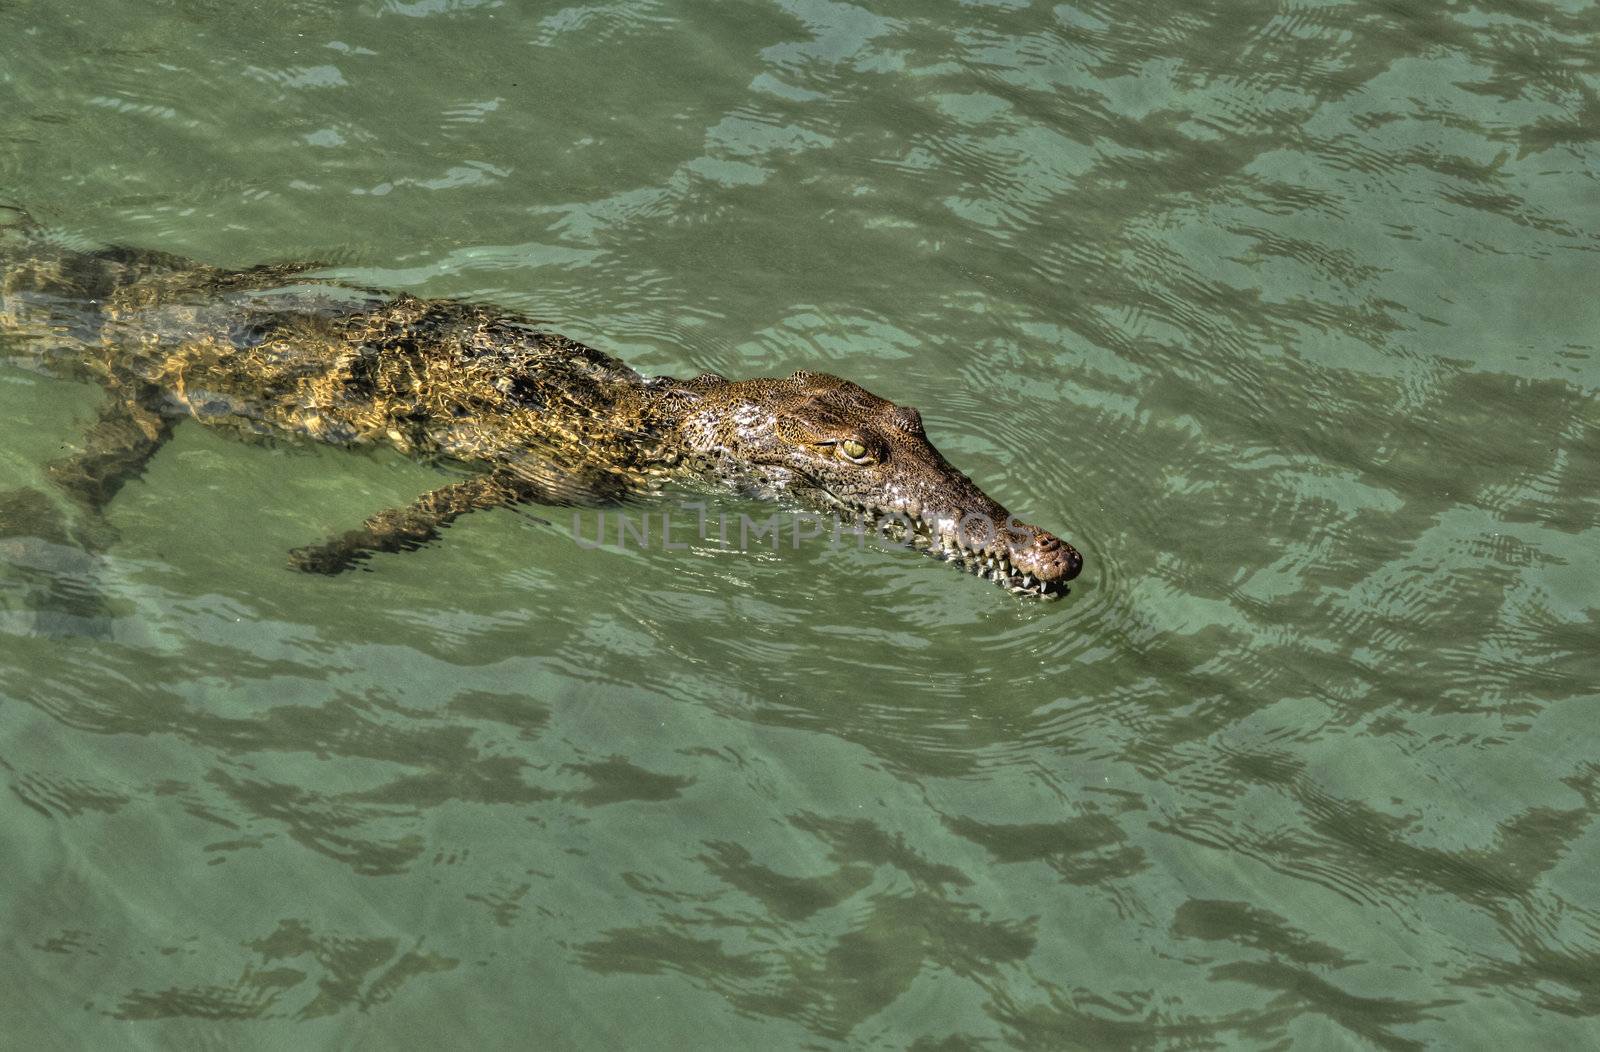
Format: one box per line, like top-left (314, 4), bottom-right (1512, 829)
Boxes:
top-left (0, 219), bottom-right (1082, 597)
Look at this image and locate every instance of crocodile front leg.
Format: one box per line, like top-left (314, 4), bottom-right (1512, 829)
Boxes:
top-left (289, 471), bottom-right (539, 574)
top-left (46, 385), bottom-right (174, 518)
top-left (0, 380), bottom-right (166, 637)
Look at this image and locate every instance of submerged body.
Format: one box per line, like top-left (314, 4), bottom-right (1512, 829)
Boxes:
top-left (0, 216), bottom-right (1082, 597)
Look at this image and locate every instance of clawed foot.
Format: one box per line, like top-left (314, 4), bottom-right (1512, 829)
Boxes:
top-left (0, 486), bottom-right (119, 551)
top-left (0, 487), bottom-right (116, 639)
top-left (0, 486), bottom-right (72, 545)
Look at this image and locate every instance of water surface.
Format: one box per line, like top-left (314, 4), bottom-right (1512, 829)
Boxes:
top-left (2, 0), bottom-right (1598, 1047)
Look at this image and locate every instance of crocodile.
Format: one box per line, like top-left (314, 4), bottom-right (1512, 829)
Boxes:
top-left (0, 209), bottom-right (1083, 599)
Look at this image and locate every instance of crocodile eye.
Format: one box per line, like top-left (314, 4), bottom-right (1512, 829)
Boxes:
top-left (838, 439), bottom-right (871, 463)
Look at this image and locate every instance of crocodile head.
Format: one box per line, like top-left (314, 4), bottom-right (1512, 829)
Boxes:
top-left (672, 370), bottom-right (1083, 598)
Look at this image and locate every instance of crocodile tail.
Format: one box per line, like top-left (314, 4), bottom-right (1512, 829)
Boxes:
top-left (0, 208), bottom-right (120, 369)
top-left (86, 247), bottom-right (343, 298)
top-left (2, 204), bottom-right (339, 290)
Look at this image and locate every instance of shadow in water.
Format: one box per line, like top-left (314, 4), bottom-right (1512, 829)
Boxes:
top-left (0, 485), bottom-right (117, 639)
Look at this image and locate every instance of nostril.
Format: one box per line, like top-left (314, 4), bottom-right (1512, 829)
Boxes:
top-left (1061, 545), bottom-right (1083, 580)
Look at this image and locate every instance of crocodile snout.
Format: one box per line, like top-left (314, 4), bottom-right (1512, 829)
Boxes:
top-left (1008, 527), bottom-right (1083, 585)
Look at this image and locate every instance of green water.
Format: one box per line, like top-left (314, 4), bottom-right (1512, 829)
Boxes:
top-left (2, 0), bottom-right (1598, 1047)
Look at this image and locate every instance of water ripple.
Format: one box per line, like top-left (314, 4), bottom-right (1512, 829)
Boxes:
top-left (3, 0), bottom-right (1600, 1045)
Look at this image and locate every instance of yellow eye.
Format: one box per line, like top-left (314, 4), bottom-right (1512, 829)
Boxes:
top-left (838, 439), bottom-right (870, 461)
